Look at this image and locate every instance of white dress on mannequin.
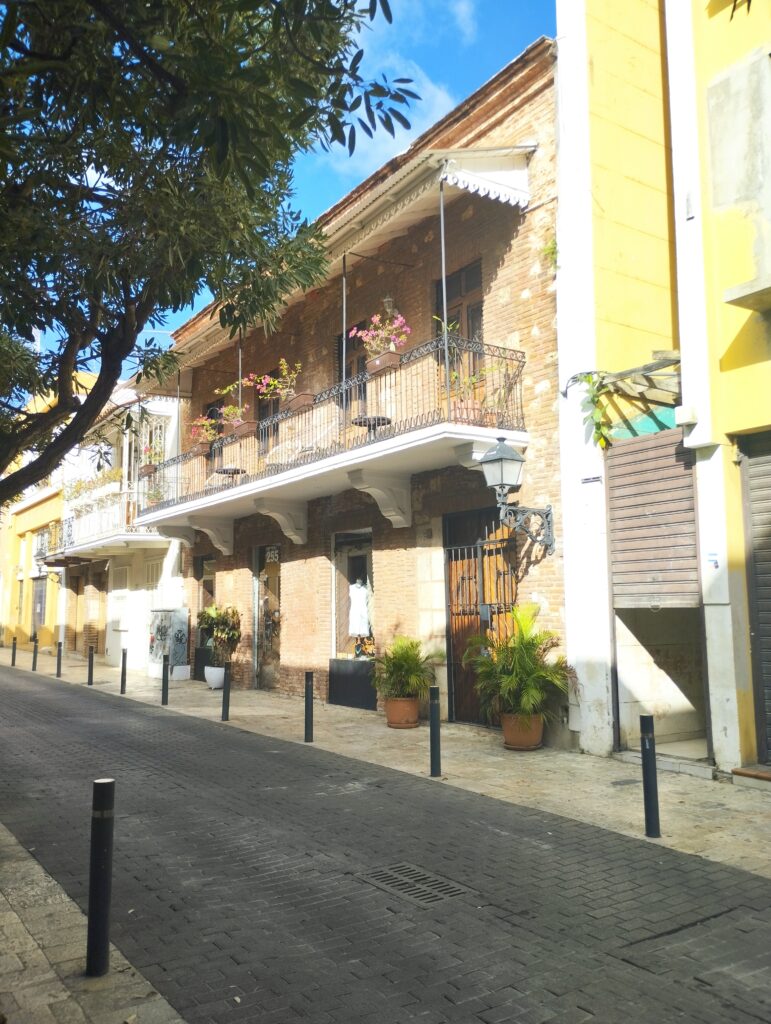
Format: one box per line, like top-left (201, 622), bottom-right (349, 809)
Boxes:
top-left (348, 579), bottom-right (370, 635)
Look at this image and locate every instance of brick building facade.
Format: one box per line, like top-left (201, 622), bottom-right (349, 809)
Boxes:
top-left (137, 39), bottom-right (567, 733)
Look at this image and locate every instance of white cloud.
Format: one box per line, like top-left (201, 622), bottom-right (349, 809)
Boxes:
top-left (450, 0), bottom-right (478, 45)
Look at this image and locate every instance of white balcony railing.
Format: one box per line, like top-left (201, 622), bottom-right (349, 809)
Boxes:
top-left (50, 491), bottom-right (161, 552)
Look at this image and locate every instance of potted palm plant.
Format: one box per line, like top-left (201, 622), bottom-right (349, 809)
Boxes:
top-left (197, 604), bottom-right (241, 689)
top-left (463, 604), bottom-right (570, 750)
top-left (373, 636), bottom-right (437, 729)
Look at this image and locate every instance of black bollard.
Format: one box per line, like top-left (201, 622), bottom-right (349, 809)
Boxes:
top-left (87, 645), bottom-right (94, 686)
top-left (120, 649), bottom-right (127, 694)
top-left (429, 685), bottom-right (442, 778)
top-left (11, 636), bottom-right (16, 666)
top-left (161, 654), bottom-right (169, 706)
top-left (31, 637), bottom-right (38, 672)
top-left (221, 664), bottom-right (231, 722)
top-left (86, 778), bottom-right (115, 977)
top-left (304, 671), bottom-right (314, 743)
top-left (56, 641), bottom-right (63, 679)
top-left (640, 714), bottom-right (661, 839)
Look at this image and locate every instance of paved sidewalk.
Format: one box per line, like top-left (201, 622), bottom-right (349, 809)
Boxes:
top-left (0, 821), bottom-right (185, 1024)
top-left (3, 645), bottom-right (770, 879)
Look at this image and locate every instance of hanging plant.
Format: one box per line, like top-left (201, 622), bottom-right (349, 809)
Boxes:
top-left (578, 372), bottom-right (613, 450)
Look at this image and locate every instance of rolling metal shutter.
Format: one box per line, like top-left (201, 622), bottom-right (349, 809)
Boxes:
top-left (742, 432), bottom-right (771, 760)
top-left (606, 428), bottom-right (700, 609)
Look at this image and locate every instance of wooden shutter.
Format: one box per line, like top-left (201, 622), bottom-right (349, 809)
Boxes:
top-left (606, 428), bottom-right (700, 608)
top-left (741, 432), bottom-right (771, 760)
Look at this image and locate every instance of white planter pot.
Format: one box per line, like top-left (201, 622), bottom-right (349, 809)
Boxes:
top-left (204, 665), bottom-right (225, 690)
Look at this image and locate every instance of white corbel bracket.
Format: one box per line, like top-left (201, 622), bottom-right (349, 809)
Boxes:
top-left (347, 469), bottom-right (412, 528)
top-left (156, 526), bottom-right (197, 548)
top-left (253, 499), bottom-right (307, 545)
top-left (187, 517), bottom-right (234, 556)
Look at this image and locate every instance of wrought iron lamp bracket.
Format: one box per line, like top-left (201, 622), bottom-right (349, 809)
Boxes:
top-left (495, 487), bottom-right (554, 555)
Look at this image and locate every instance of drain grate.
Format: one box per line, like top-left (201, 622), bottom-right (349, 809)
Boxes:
top-left (359, 862), bottom-right (469, 906)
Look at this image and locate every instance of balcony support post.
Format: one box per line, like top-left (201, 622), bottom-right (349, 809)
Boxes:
top-left (439, 174), bottom-right (452, 422)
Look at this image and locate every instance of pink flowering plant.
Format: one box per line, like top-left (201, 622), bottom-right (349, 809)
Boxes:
top-left (189, 415), bottom-right (220, 443)
top-left (142, 439), bottom-right (165, 464)
top-left (216, 358), bottom-right (301, 402)
top-left (349, 313), bottom-right (412, 360)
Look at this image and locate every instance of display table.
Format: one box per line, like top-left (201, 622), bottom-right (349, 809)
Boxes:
top-left (328, 657), bottom-right (377, 710)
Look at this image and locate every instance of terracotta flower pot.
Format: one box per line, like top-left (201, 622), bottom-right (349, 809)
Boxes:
top-left (366, 351), bottom-right (400, 375)
top-left (452, 398), bottom-right (484, 423)
top-left (501, 712), bottom-right (544, 750)
top-left (233, 419), bottom-right (258, 439)
top-left (384, 696), bottom-right (420, 729)
top-left (284, 391), bottom-right (314, 413)
top-left (138, 463), bottom-right (157, 479)
top-left (189, 441), bottom-right (211, 457)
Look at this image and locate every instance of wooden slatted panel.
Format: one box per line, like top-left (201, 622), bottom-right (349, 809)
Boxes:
top-left (606, 428), bottom-right (700, 609)
top-left (743, 433), bottom-right (771, 759)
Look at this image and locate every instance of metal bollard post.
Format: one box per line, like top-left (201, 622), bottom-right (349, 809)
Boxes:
top-left (56, 641), bottom-right (63, 679)
top-left (221, 664), bottom-right (231, 722)
top-left (161, 654), bottom-right (169, 706)
top-left (31, 637), bottom-right (38, 672)
top-left (304, 671), bottom-right (314, 743)
top-left (11, 636), bottom-right (16, 666)
top-left (640, 714), bottom-right (661, 839)
top-left (429, 685), bottom-right (442, 778)
top-left (87, 645), bottom-right (94, 686)
top-left (86, 778), bottom-right (115, 977)
top-left (120, 649), bottom-right (127, 695)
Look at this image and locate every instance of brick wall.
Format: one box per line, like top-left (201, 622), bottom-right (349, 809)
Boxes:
top-left (176, 47), bottom-right (562, 696)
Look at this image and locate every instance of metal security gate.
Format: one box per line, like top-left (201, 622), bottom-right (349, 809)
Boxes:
top-left (445, 511), bottom-right (516, 723)
top-left (742, 432), bottom-right (771, 763)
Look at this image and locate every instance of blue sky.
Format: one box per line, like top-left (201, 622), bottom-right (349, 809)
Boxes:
top-left (158, 0), bottom-right (556, 338)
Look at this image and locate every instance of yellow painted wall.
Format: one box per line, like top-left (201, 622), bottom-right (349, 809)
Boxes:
top-left (586, 0), bottom-right (678, 372)
top-left (693, 1), bottom-right (771, 437)
top-left (692, 3), bottom-right (770, 762)
top-left (1, 488), bottom-right (63, 649)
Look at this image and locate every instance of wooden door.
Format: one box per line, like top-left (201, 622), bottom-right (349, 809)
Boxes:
top-left (445, 510), bottom-right (517, 723)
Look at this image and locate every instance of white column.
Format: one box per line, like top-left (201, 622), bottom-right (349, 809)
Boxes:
top-left (555, 0), bottom-right (614, 754)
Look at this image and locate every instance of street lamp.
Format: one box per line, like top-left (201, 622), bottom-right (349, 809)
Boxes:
top-left (480, 437), bottom-right (555, 554)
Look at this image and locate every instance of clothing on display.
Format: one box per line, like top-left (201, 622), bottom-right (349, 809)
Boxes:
top-left (348, 578), bottom-right (370, 636)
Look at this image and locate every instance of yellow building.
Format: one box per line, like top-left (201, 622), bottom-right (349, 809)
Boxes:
top-left (556, 0), bottom-right (770, 772)
top-left (0, 482), bottom-right (64, 650)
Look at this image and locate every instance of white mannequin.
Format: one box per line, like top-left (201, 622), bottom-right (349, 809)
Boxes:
top-left (348, 577), bottom-right (370, 636)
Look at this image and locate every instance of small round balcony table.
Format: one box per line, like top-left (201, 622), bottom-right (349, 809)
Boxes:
top-left (351, 415), bottom-right (392, 442)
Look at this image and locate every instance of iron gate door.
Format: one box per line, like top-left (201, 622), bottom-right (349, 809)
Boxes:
top-left (445, 521), bottom-right (517, 723)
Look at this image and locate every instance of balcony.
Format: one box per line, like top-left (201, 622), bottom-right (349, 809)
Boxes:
top-left (46, 491), bottom-right (168, 563)
top-left (136, 338), bottom-right (527, 549)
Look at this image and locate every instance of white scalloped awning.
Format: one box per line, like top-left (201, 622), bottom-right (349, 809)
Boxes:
top-left (440, 156), bottom-right (530, 208)
top-left (325, 146), bottom-right (535, 263)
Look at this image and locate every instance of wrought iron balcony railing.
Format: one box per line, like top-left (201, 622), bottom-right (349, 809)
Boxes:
top-left (140, 337), bottom-right (525, 514)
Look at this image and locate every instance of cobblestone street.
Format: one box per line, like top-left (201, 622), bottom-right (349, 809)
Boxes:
top-left (1, 667), bottom-right (771, 1023)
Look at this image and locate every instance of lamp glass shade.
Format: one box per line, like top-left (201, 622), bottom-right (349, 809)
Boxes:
top-left (480, 438), bottom-right (525, 491)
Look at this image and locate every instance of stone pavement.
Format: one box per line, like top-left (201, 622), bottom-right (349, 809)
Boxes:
top-left (0, 821), bottom-right (187, 1024)
top-left (1, 645), bottom-right (769, 879)
top-left (1, 660), bottom-right (771, 1024)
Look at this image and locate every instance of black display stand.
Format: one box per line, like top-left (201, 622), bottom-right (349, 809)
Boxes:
top-left (193, 645), bottom-right (212, 681)
top-left (328, 658), bottom-right (377, 710)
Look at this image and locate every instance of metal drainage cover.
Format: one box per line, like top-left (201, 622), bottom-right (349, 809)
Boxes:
top-left (359, 862), bottom-right (469, 906)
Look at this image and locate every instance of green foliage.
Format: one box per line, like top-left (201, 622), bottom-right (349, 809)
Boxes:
top-left (463, 605), bottom-right (570, 724)
top-left (541, 236), bottom-right (558, 271)
top-left (197, 604), bottom-right (241, 667)
top-left (578, 372), bottom-right (613, 450)
top-left (373, 636), bottom-right (437, 700)
top-left (63, 465), bottom-right (122, 501)
top-left (0, 0), bottom-right (414, 502)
